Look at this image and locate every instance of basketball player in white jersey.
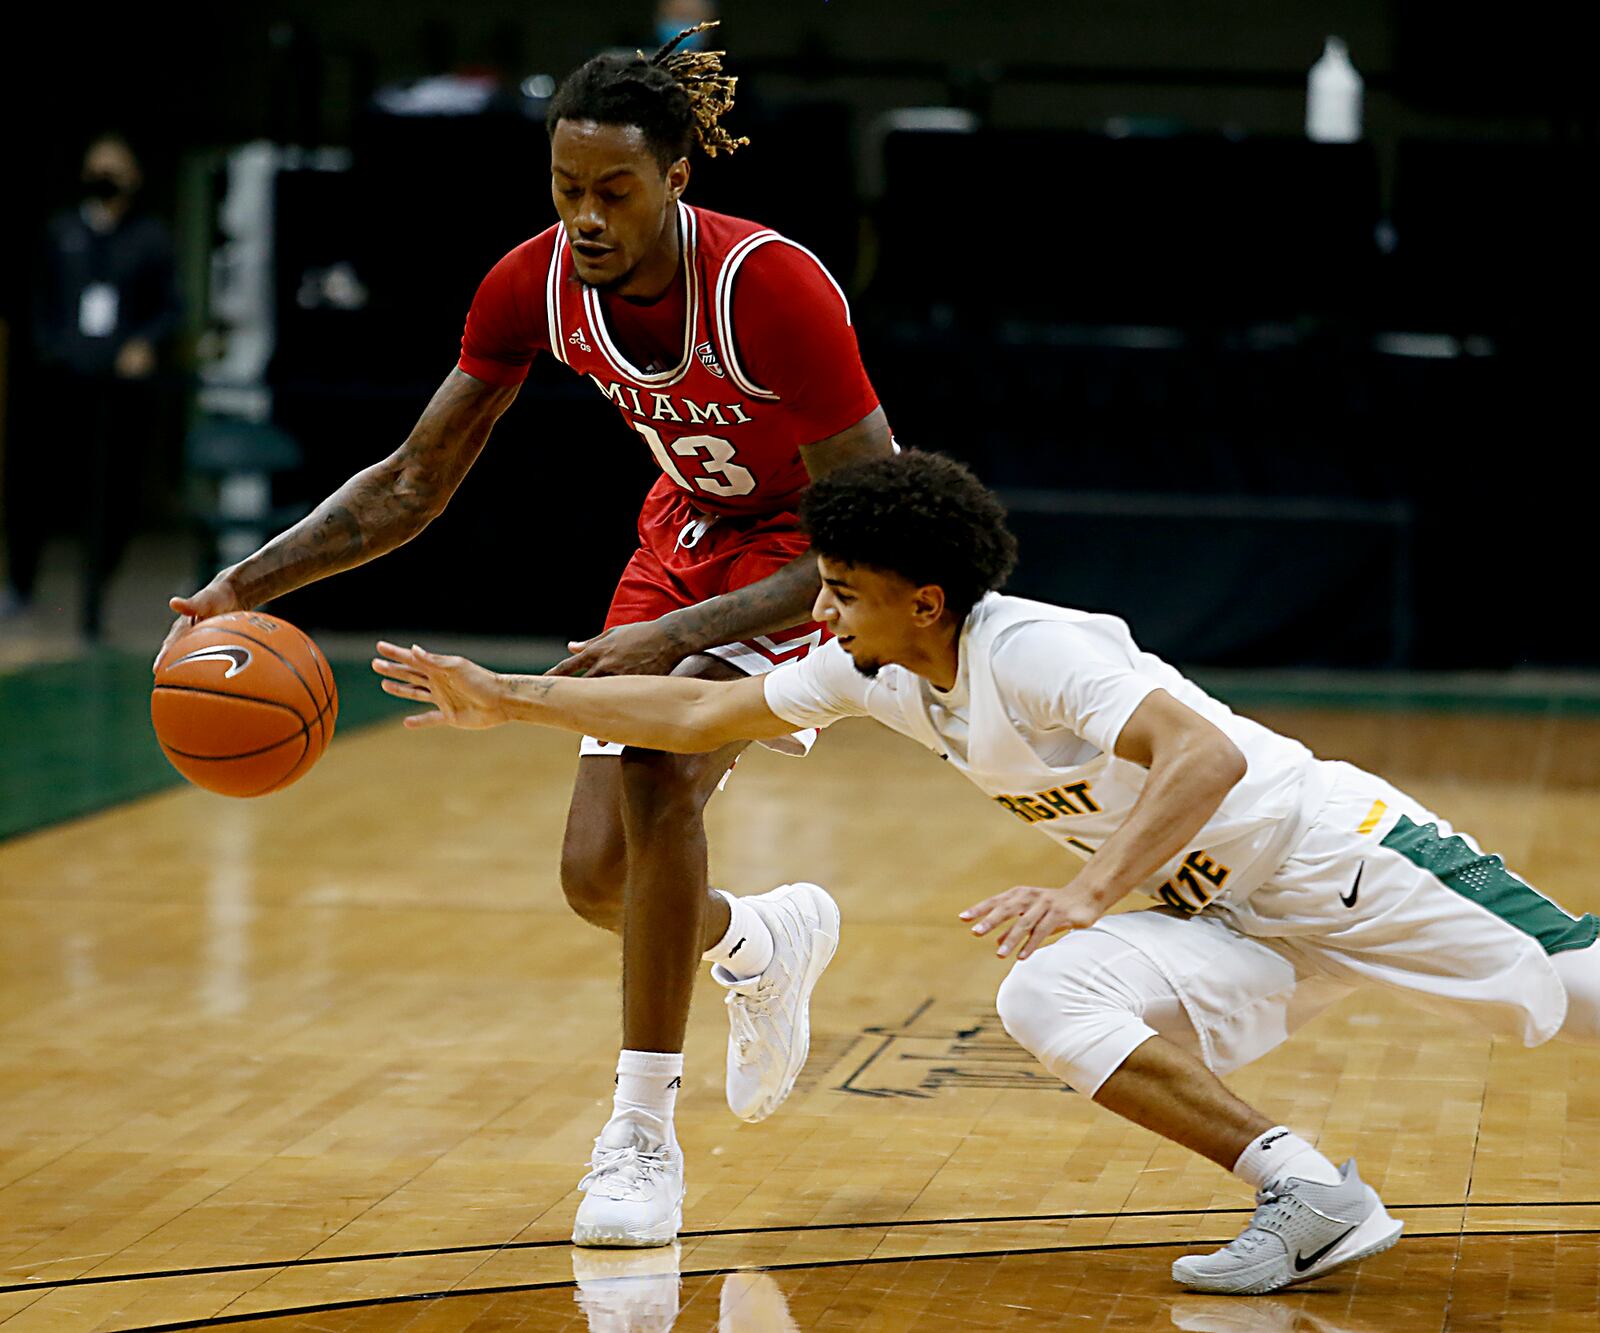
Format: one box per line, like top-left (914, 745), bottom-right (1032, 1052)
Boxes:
top-left (372, 452), bottom-right (1600, 1295)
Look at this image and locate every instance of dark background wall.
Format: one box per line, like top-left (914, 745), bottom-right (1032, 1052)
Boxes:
top-left (1, 1), bottom-right (1594, 668)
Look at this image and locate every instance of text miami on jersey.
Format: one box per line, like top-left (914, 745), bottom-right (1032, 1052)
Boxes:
top-left (546, 203), bottom-right (852, 515)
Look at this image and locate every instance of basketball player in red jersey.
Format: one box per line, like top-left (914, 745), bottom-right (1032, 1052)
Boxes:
top-left (158, 25), bottom-right (892, 1246)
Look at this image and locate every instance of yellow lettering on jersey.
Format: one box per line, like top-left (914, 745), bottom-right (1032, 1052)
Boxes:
top-left (1038, 788), bottom-right (1078, 817)
top-left (993, 781), bottom-right (1100, 825)
top-left (1156, 850), bottom-right (1232, 915)
top-left (994, 795), bottom-right (1034, 823)
top-left (1063, 781), bottom-right (1100, 812)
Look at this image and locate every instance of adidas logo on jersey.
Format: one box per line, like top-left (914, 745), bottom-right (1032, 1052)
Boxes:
top-left (568, 327), bottom-right (593, 353)
top-left (695, 340), bottom-right (726, 378)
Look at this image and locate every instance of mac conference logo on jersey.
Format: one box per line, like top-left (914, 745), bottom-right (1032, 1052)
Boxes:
top-left (171, 645), bottom-right (253, 678)
top-left (695, 340), bottom-right (725, 378)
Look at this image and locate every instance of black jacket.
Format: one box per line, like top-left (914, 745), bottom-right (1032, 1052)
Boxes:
top-left (34, 206), bottom-right (181, 377)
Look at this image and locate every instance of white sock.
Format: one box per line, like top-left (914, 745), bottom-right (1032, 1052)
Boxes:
top-left (612, 1050), bottom-right (684, 1128)
top-left (1233, 1125), bottom-right (1343, 1190)
top-left (701, 890), bottom-right (774, 980)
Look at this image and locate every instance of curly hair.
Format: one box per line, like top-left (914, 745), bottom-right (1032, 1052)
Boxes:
top-left (800, 452), bottom-right (1019, 619)
top-left (545, 21), bottom-right (749, 170)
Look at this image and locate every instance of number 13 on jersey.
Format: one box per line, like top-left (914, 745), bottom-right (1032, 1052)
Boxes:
top-left (630, 420), bottom-right (756, 498)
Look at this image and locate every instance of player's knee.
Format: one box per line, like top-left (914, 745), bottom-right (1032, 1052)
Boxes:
top-left (995, 953), bottom-right (1062, 1057)
top-left (559, 843), bottom-right (624, 931)
top-left (996, 943), bottom-right (1124, 1057)
top-left (996, 935), bottom-right (1158, 1096)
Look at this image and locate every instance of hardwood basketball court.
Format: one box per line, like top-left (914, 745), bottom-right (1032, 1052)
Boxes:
top-left (2, 692), bottom-right (1598, 1329)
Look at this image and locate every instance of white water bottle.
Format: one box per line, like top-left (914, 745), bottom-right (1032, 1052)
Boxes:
top-left (1306, 37), bottom-right (1363, 143)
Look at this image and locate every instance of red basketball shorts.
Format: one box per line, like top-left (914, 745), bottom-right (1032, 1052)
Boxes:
top-left (580, 483), bottom-right (827, 759)
top-left (601, 484), bottom-right (828, 673)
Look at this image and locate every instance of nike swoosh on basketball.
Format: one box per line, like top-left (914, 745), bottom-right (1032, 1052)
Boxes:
top-left (1293, 1225), bottom-right (1357, 1272)
top-left (1341, 862), bottom-right (1364, 908)
top-left (172, 646), bottom-right (253, 678)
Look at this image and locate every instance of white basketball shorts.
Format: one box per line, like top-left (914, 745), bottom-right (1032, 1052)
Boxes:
top-left (1034, 759), bottom-right (1598, 1082)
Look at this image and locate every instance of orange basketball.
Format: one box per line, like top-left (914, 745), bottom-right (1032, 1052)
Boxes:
top-left (151, 612), bottom-right (338, 797)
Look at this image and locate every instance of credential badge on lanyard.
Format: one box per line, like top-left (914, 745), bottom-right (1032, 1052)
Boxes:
top-left (79, 283), bottom-right (119, 338)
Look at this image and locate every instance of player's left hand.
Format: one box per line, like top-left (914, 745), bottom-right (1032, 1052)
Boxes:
top-left (547, 620), bottom-right (688, 679)
top-left (371, 641), bottom-right (507, 730)
top-left (959, 878), bottom-right (1117, 960)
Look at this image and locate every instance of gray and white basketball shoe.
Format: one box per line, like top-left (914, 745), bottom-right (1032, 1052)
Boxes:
top-left (713, 882), bottom-right (840, 1123)
top-left (1172, 1159), bottom-right (1402, 1295)
top-left (572, 1110), bottom-right (684, 1248)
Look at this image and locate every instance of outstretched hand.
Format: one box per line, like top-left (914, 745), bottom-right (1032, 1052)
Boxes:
top-left (371, 641), bottom-right (508, 730)
top-left (546, 619), bottom-right (689, 679)
top-left (959, 877), bottom-right (1117, 960)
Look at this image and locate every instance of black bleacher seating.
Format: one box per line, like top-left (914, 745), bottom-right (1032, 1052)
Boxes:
top-left (871, 128), bottom-right (1379, 329)
top-left (1388, 140), bottom-right (1597, 337)
top-left (688, 98), bottom-right (860, 286)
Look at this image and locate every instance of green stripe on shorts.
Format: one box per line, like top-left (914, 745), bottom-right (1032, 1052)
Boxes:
top-left (1382, 815), bottom-right (1600, 956)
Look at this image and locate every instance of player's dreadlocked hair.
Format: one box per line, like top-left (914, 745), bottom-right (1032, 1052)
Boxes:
top-left (800, 453), bottom-right (1019, 620)
top-left (545, 21), bottom-right (749, 170)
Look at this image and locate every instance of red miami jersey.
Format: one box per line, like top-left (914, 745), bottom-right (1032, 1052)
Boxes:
top-left (457, 203), bottom-right (880, 518)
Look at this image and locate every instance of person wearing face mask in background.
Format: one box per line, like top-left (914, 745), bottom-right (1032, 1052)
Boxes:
top-left (1, 132), bottom-right (181, 637)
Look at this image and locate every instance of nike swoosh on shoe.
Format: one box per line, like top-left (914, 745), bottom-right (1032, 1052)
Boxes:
top-left (1293, 1224), bottom-right (1357, 1272)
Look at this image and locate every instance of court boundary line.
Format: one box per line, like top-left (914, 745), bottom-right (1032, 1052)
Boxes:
top-left (5, 1199), bottom-right (1598, 1297)
top-left (109, 1227), bottom-right (1600, 1331)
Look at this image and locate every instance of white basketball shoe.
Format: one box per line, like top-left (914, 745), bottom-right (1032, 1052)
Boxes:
top-left (713, 882), bottom-right (840, 1123)
top-left (1171, 1159), bottom-right (1402, 1294)
top-left (571, 1109), bottom-right (684, 1248)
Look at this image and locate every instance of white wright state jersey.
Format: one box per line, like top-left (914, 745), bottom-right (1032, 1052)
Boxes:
top-left (763, 594), bottom-right (1328, 913)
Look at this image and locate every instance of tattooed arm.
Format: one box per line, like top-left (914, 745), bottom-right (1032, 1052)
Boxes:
top-left (158, 370), bottom-right (517, 663)
top-left (547, 405), bottom-right (895, 678)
